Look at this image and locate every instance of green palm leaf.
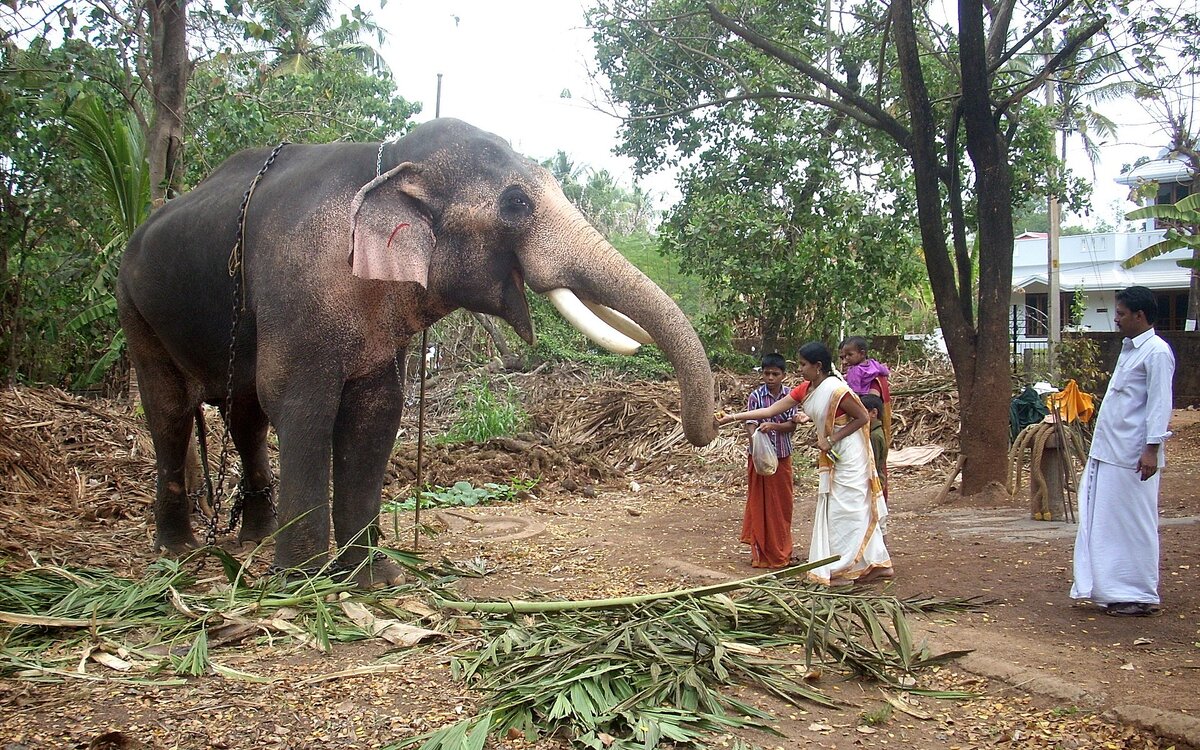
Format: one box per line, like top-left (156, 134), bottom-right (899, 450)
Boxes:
top-left (62, 94), bottom-right (151, 240)
top-left (1123, 192), bottom-right (1200, 269)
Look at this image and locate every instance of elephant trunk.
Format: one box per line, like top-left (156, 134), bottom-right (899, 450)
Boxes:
top-left (524, 200), bottom-right (718, 447)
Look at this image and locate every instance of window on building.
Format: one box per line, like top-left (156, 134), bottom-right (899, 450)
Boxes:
top-left (1155, 289), bottom-right (1190, 331)
top-left (1154, 182), bottom-right (1193, 230)
top-left (1025, 293), bottom-right (1047, 337)
top-left (1024, 292), bottom-right (1079, 337)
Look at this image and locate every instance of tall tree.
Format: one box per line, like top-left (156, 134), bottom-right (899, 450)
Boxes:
top-left (589, 0), bottom-right (1123, 493)
top-left (1117, 5), bottom-right (1200, 328)
top-left (245, 0), bottom-right (388, 76)
top-left (147, 0), bottom-right (189, 204)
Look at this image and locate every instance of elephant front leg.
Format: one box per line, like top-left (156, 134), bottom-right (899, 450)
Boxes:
top-left (331, 366), bottom-right (406, 588)
top-left (151, 419), bottom-right (201, 554)
top-left (270, 401), bottom-right (337, 572)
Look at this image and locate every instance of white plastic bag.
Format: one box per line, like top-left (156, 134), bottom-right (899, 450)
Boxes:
top-left (751, 427), bottom-right (778, 476)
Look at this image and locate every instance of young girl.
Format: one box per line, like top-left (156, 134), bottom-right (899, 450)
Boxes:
top-left (839, 335), bottom-right (892, 445)
top-left (717, 342), bottom-right (892, 585)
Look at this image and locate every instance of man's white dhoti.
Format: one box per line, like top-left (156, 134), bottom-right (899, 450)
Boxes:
top-left (1070, 458), bottom-right (1161, 605)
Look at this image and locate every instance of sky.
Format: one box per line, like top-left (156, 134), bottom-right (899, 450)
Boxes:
top-left (371, 0), bottom-right (1181, 229)
top-left (374, 1), bottom-right (680, 205)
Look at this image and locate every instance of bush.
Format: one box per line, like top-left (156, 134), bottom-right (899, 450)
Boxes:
top-left (439, 378), bottom-right (528, 444)
top-left (1057, 335), bottom-right (1106, 396)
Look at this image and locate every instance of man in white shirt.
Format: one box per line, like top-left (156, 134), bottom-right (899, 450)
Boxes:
top-left (1071, 286), bottom-right (1175, 617)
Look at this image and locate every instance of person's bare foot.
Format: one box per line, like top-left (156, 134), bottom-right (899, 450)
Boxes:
top-left (858, 567), bottom-right (895, 583)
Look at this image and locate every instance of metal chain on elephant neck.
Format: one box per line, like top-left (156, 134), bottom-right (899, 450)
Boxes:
top-left (375, 135), bottom-right (401, 178)
top-left (200, 142), bottom-right (288, 546)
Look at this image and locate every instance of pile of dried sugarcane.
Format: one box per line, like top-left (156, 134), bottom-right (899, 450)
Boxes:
top-left (0, 386), bottom-right (158, 571)
top-left (887, 362), bottom-right (960, 451)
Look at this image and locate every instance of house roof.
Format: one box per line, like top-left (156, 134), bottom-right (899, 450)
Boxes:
top-left (1115, 156), bottom-right (1195, 186)
top-left (1014, 267), bottom-right (1189, 291)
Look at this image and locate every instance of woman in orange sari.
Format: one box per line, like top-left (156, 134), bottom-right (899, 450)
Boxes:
top-left (717, 342), bottom-right (892, 585)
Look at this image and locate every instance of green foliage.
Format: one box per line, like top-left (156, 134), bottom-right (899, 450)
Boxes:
top-left (401, 568), bottom-right (979, 750)
top-left (186, 53), bottom-right (419, 182)
top-left (526, 294), bottom-right (675, 379)
top-left (439, 378), bottom-right (529, 445)
top-left (610, 231), bottom-right (709, 321)
top-left (1, 41), bottom-right (133, 387)
top-left (1123, 192), bottom-right (1200, 270)
top-left (59, 94), bottom-right (152, 387)
top-left (1057, 335), bottom-right (1106, 396)
top-left (0, 548), bottom-right (429, 679)
top-left (662, 145), bottom-right (926, 345)
top-left (63, 94), bottom-right (151, 240)
top-left (541, 152), bottom-right (657, 237)
top-left (382, 478), bottom-right (539, 513)
top-left (589, 3), bottom-right (930, 348)
top-left (860, 702), bottom-right (894, 727)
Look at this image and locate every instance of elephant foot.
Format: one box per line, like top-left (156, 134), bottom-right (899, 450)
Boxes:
top-left (344, 555), bottom-right (407, 590)
top-left (219, 535), bottom-right (272, 558)
top-left (237, 515), bottom-right (278, 544)
top-left (235, 484), bottom-right (277, 542)
top-left (156, 534), bottom-right (201, 556)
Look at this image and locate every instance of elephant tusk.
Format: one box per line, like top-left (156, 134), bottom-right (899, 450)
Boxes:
top-left (582, 301), bottom-right (655, 346)
top-left (546, 289), bottom-right (641, 356)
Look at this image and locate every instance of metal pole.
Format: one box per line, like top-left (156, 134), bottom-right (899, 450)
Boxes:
top-left (414, 74), bottom-right (443, 549)
top-left (414, 329), bottom-right (428, 549)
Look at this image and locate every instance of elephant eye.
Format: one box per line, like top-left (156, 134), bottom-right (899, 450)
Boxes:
top-left (498, 186), bottom-right (533, 223)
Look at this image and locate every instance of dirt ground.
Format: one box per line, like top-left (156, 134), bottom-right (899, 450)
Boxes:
top-left (1, 384), bottom-right (1198, 750)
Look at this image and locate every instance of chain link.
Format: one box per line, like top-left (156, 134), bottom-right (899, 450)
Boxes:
top-left (200, 142), bottom-right (288, 545)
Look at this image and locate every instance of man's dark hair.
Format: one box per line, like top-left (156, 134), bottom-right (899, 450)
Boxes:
top-left (1115, 285), bottom-right (1158, 325)
top-left (861, 394), bottom-right (885, 415)
top-left (839, 335), bottom-right (869, 353)
top-left (761, 352), bottom-right (787, 371)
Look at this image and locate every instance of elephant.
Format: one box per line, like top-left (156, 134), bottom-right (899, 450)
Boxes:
top-left (117, 118), bottom-right (717, 586)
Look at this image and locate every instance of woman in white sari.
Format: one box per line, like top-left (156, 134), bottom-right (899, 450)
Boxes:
top-left (717, 342), bottom-right (892, 585)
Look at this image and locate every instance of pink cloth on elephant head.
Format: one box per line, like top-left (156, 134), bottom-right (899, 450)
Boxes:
top-left (845, 359), bottom-right (890, 395)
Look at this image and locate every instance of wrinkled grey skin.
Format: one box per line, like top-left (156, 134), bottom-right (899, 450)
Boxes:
top-left (118, 118), bottom-right (716, 585)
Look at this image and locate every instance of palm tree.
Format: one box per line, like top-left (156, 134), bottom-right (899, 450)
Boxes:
top-left (62, 94), bottom-right (152, 385)
top-left (1053, 40), bottom-right (1136, 169)
top-left (250, 0), bottom-right (389, 76)
top-left (1124, 191), bottom-right (1200, 328)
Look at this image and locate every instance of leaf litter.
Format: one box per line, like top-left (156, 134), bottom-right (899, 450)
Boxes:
top-left (0, 380), bottom-right (1187, 749)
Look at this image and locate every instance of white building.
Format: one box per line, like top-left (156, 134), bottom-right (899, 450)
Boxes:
top-left (1009, 156), bottom-right (1195, 349)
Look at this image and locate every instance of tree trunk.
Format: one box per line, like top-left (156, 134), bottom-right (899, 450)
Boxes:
top-left (147, 0), bottom-right (189, 205)
top-left (954, 0), bottom-right (1017, 493)
top-left (1189, 257), bottom-right (1200, 331)
top-left (892, 0), bottom-right (1011, 494)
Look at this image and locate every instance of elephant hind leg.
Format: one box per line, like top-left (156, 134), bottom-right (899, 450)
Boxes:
top-left (121, 307), bottom-right (200, 553)
top-left (221, 397), bottom-right (277, 543)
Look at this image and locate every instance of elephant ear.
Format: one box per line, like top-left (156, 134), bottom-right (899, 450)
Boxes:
top-left (347, 162), bottom-right (435, 285)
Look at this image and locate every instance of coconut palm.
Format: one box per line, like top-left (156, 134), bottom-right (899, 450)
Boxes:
top-left (249, 0), bottom-right (389, 76)
top-left (1053, 39), bottom-right (1137, 168)
top-left (1124, 191), bottom-right (1200, 328)
top-left (61, 94), bottom-right (151, 385)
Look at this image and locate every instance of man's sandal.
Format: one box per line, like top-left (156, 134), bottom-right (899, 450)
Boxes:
top-left (1104, 602), bottom-right (1156, 617)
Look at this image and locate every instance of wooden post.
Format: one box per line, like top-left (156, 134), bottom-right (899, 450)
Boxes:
top-left (1036, 431), bottom-right (1067, 521)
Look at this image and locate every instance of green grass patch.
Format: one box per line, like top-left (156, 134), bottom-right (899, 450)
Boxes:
top-left (439, 377), bottom-right (528, 444)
